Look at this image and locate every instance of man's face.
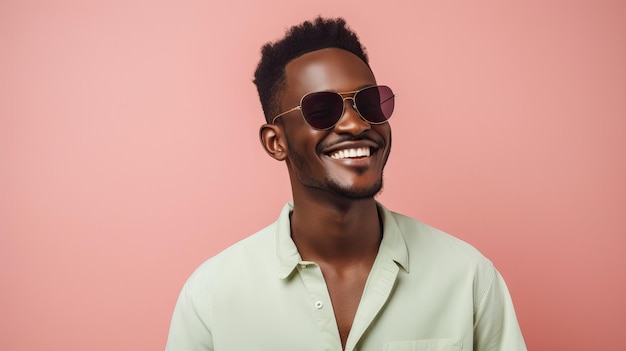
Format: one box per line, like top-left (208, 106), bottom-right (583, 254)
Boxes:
top-left (279, 48), bottom-right (392, 199)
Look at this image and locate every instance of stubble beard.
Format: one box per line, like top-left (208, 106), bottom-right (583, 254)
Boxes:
top-left (288, 149), bottom-right (385, 200)
top-left (326, 175), bottom-right (384, 199)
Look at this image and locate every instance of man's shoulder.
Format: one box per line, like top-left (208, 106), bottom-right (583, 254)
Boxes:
top-left (209, 220), bottom-right (276, 259)
top-left (386, 208), bottom-right (493, 267)
top-left (185, 221), bottom-right (278, 283)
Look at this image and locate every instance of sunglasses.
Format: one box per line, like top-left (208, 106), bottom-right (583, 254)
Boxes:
top-left (271, 85), bottom-right (396, 130)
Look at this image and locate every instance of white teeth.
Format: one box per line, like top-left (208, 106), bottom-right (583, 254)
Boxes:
top-left (329, 147), bottom-right (371, 159)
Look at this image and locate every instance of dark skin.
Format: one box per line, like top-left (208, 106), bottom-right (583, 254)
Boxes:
top-left (260, 48), bottom-right (392, 349)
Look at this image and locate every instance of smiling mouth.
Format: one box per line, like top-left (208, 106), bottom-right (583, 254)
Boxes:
top-left (328, 146), bottom-right (371, 160)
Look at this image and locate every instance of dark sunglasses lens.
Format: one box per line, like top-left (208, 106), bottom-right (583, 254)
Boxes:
top-left (355, 85), bottom-right (395, 123)
top-left (300, 92), bottom-right (344, 129)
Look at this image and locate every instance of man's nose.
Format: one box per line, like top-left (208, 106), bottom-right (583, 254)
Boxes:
top-left (332, 99), bottom-right (371, 135)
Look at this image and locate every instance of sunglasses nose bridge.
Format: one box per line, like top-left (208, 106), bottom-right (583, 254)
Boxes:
top-left (342, 96), bottom-right (357, 111)
top-left (333, 96), bottom-right (371, 134)
top-left (340, 96), bottom-right (362, 121)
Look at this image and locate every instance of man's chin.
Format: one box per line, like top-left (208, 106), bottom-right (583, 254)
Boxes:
top-left (328, 179), bottom-right (384, 200)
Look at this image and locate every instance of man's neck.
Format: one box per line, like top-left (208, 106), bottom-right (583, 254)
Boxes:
top-left (289, 196), bottom-right (382, 265)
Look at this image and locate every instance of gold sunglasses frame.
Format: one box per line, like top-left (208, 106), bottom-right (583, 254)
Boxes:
top-left (271, 85), bottom-right (396, 130)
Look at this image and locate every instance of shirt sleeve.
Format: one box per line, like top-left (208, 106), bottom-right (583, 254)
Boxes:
top-left (473, 268), bottom-right (527, 351)
top-left (165, 280), bottom-right (214, 351)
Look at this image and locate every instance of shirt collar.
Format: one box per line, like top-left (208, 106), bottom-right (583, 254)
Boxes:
top-left (275, 201), bottom-right (409, 279)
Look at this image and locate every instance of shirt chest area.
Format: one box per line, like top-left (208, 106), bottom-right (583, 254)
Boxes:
top-left (208, 260), bottom-right (473, 351)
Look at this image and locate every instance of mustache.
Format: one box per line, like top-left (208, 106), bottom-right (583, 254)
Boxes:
top-left (317, 133), bottom-right (385, 153)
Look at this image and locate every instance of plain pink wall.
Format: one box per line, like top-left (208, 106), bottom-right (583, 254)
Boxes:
top-left (2, 0), bottom-right (625, 350)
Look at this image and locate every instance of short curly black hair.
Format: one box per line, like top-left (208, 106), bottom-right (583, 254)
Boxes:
top-left (253, 16), bottom-right (369, 123)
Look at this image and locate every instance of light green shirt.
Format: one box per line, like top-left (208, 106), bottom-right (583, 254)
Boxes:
top-left (166, 202), bottom-right (526, 350)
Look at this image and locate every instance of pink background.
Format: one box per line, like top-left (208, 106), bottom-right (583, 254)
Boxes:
top-left (2, 0), bottom-right (625, 350)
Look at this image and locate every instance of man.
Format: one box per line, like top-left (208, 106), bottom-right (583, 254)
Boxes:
top-left (166, 17), bottom-right (526, 350)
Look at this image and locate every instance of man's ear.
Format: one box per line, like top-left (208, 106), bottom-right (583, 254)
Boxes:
top-left (259, 123), bottom-right (288, 161)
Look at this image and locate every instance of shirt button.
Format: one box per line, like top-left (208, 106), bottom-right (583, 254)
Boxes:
top-left (314, 301), bottom-right (323, 309)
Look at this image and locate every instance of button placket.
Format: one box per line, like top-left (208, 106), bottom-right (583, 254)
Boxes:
top-left (297, 262), bottom-right (342, 350)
